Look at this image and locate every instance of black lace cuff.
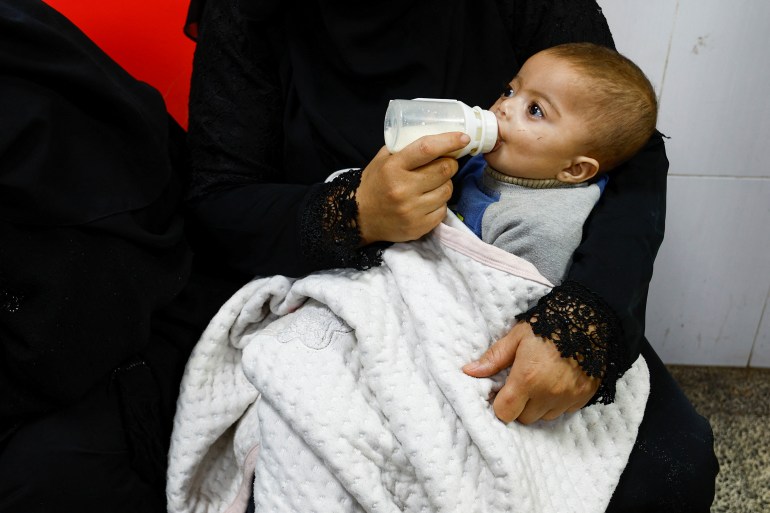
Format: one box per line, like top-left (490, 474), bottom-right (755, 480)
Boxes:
top-left (515, 280), bottom-right (626, 405)
top-left (300, 169), bottom-right (386, 271)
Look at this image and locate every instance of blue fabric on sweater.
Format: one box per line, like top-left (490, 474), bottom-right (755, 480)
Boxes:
top-left (452, 155), bottom-right (609, 238)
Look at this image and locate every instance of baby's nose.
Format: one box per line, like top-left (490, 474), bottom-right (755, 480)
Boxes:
top-left (497, 98), bottom-right (515, 116)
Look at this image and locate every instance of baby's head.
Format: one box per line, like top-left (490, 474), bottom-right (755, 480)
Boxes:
top-left (484, 42), bottom-right (657, 183)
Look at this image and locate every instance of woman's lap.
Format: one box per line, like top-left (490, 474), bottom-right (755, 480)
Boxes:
top-left (606, 338), bottom-right (719, 513)
top-left (1, 326), bottom-right (717, 513)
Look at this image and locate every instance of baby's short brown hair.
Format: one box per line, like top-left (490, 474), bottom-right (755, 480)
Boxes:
top-left (544, 42), bottom-right (658, 172)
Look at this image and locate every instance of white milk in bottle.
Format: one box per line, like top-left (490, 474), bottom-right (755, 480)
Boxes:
top-left (383, 98), bottom-right (498, 158)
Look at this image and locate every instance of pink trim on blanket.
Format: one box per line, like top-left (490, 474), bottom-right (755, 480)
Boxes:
top-left (434, 222), bottom-right (554, 288)
top-left (223, 443), bottom-right (261, 513)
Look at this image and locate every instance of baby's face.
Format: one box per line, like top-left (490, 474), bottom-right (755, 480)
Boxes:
top-left (484, 51), bottom-right (592, 180)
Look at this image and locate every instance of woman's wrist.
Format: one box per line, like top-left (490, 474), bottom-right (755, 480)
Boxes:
top-left (516, 280), bottom-right (626, 405)
top-left (299, 169), bottom-right (385, 271)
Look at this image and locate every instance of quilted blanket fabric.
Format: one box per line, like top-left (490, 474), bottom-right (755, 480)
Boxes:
top-left (167, 214), bottom-right (650, 513)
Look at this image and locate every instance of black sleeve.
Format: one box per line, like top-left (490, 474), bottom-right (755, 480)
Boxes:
top-left (502, 0), bottom-right (668, 373)
top-left (500, 0), bottom-right (615, 62)
top-left (569, 133), bottom-right (668, 368)
top-left (185, 0), bottom-right (380, 278)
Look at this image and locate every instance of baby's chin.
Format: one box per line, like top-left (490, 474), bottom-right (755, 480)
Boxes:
top-left (483, 151), bottom-right (505, 171)
top-left (484, 154), bottom-right (522, 179)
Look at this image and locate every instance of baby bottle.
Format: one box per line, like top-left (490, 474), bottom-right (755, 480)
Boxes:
top-left (383, 98), bottom-right (498, 158)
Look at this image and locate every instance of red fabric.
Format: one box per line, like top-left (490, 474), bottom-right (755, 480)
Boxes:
top-left (43, 0), bottom-right (194, 129)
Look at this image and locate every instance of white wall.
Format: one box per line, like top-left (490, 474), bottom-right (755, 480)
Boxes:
top-left (597, 0), bottom-right (770, 367)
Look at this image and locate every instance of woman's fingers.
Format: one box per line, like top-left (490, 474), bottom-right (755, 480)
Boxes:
top-left (395, 132), bottom-right (470, 170)
top-left (492, 392), bottom-right (529, 424)
top-left (466, 321), bottom-right (600, 424)
top-left (541, 409), bottom-right (568, 422)
top-left (463, 323), bottom-right (525, 377)
top-left (356, 134), bottom-right (465, 244)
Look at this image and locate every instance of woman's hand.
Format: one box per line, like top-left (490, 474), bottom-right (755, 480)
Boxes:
top-left (356, 132), bottom-right (470, 245)
top-left (462, 321), bottom-right (600, 424)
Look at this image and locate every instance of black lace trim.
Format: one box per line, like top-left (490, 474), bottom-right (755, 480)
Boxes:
top-left (515, 280), bottom-right (625, 405)
top-left (300, 169), bottom-right (386, 271)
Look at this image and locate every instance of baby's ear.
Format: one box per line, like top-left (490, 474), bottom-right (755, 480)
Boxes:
top-left (558, 156), bottom-right (599, 183)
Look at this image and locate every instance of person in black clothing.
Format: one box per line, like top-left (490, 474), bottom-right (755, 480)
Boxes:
top-left (0, 1), bottom-right (230, 512)
top-left (0, 0), bottom-right (718, 511)
top-left (182, 0), bottom-right (718, 511)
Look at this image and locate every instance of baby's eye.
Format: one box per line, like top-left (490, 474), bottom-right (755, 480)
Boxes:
top-left (527, 102), bottom-right (544, 118)
top-left (501, 86), bottom-right (515, 98)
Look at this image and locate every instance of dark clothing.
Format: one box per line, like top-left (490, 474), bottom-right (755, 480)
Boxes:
top-left (0, 0), bottom-right (186, 425)
top-left (0, 1), bottom-right (231, 510)
top-left (183, 0), bottom-right (717, 511)
top-left (0, 0), bottom-right (716, 511)
top-left (0, 369), bottom-right (166, 513)
top-left (607, 339), bottom-right (718, 512)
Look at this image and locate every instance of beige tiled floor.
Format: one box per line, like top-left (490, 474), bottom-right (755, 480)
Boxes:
top-left (667, 366), bottom-right (770, 513)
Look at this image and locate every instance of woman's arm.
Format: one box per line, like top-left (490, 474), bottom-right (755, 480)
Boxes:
top-left (568, 132), bottom-right (668, 369)
top-left (501, 0), bottom-right (615, 61)
top-left (186, 0), bottom-right (464, 278)
top-left (184, 0), bottom-right (319, 277)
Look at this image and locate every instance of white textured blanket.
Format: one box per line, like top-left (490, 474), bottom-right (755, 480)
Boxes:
top-left (167, 214), bottom-right (650, 513)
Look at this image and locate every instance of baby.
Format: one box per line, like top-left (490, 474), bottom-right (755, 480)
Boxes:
top-left (452, 42), bottom-right (658, 284)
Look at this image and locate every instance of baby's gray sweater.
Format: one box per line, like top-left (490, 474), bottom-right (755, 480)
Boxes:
top-left (480, 170), bottom-right (601, 285)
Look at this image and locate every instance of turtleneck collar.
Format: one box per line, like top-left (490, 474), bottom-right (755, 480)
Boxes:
top-left (484, 165), bottom-right (585, 189)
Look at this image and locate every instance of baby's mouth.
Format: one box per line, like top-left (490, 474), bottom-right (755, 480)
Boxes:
top-left (490, 128), bottom-right (503, 152)
top-left (488, 111), bottom-right (503, 153)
